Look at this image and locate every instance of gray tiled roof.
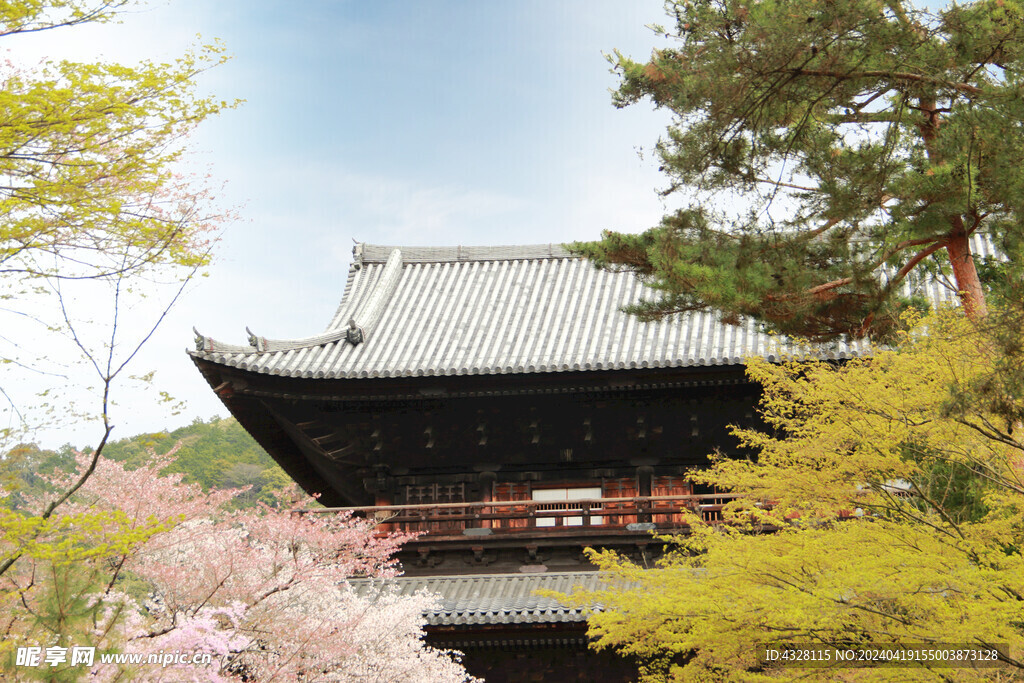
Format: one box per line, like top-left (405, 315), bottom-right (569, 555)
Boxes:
top-left (348, 571), bottom-right (610, 626)
top-left (191, 241), bottom-right (982, 379)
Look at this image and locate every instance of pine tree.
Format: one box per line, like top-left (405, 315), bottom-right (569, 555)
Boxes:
top-left (573, 0), bottom-right (1024, 340)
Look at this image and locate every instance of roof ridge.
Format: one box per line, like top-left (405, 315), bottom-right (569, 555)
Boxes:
top-left (357, 243), bottom-right (575, 264)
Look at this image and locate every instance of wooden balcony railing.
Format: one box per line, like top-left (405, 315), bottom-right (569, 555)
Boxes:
top-left (299, 493), bottom-right (750, 539)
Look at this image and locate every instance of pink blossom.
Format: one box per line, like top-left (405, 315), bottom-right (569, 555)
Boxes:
top-left (5, 444), bottom-right (476, 682)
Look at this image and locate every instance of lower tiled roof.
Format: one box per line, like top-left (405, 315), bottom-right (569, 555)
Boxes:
top-left (348, 571), bottom-right (612, 626)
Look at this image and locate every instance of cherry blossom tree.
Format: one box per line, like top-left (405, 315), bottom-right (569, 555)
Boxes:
top-left (1, 447), bottom-right (477, 682)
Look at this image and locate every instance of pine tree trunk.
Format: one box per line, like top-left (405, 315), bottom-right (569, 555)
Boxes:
top-left (919, 96), bottom-right (989, 321)
top-left (946, 229), bottom-right (987, 320)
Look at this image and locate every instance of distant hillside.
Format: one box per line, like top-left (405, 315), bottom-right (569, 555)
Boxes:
top-left (3, 418), bottom-right (293, 510)
top-left (100, 417), bottom-right (292, 507)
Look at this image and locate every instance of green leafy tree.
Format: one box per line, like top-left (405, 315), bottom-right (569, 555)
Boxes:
top-left (573, 0), bottom-right (1023, 340)
top-left (0, 0), bottom-right (237, 446)
top-left (560, 309), bottom-right (1024, 680)
top-left (0, 0), bottom-right (232, 284)
top-left (0, 0), bottom-right (234, 579)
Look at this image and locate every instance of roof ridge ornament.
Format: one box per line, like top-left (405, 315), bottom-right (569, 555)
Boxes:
top-left (346, 318), bottom-right (365, 345)
top-left (246, 326), bottom-right (268, 352)
top-left (193, 326), bottom-right (208, 352)
top-left (192, 327), bottom-right (258, 355)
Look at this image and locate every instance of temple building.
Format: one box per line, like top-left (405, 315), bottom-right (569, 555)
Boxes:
top-left (189, 242), bottom-right (948, 678)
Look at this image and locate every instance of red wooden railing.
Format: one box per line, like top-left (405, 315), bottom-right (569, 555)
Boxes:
top-left (299, 493), bottom-right (750, 538)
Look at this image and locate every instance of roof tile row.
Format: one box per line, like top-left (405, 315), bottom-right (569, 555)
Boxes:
top-left (191, 241), bottom-right (980, 379)
top-left (348, 571), bottom-right (612, 626)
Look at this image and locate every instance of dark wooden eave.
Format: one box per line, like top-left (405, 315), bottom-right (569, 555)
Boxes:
top-left (192, 355), bottom-right (758, 507)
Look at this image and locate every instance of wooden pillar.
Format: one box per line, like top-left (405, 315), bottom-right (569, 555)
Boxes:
top-left (638, 465), bottom-right (653, 523)
top-left (479, 471), bottom-right (496, 529)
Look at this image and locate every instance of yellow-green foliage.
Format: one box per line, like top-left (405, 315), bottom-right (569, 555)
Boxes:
top-left (0, 504), bottom-right (179, 678)
top-left (566, 311), bottom-right (1024, 681)
top-left (0, 1), bottom-right (237, 283)
top-left (0, 508), bottom-right (174, 567)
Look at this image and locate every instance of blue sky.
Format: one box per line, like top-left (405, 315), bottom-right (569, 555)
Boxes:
top-left (10, 1), bottom-right (676, 447)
